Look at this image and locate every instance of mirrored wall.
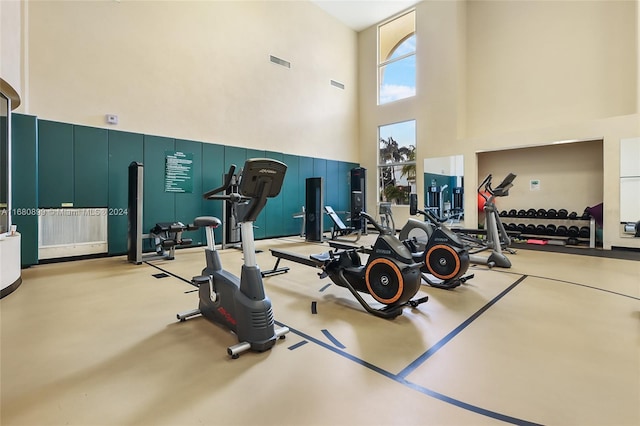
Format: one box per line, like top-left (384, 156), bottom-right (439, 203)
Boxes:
top-left (423, 155), bottom-right (464, 221)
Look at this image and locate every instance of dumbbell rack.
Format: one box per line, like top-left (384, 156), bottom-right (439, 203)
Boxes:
top-left (506, 217), bottom-right (596, 248)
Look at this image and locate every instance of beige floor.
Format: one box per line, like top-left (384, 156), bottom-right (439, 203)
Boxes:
top-left (1, 235), bottom-right (639, 426)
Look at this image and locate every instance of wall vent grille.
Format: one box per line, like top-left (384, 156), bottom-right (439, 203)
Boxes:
top-left (269, 55), bottom-right (291, 68)
top-left (330, 80), bottom-right (345, 90)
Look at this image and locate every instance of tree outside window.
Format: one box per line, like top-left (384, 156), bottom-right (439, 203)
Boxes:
top-left (378, 120), bottom-right (416, 205)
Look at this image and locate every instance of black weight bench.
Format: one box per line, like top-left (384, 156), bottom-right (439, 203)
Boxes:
top-left (325, 206), bottom-right (361, 242)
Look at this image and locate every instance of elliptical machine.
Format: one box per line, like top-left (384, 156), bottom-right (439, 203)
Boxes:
top-left (177, 158), bottom-right (290, 359)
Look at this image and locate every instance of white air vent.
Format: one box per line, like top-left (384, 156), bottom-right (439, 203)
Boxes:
top-left (38, 208), bottom-right (108, 259)
top-left (270, 55), bottom-right (291, 68)
top-left (330, 80), bottom-right (345, 90)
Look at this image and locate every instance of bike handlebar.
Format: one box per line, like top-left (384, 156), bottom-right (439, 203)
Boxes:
top-left (203, 164), bottom-right (237, 200)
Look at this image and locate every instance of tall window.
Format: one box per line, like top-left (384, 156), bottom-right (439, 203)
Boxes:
top-left (378, 10), bottom-right (416, 105)
top-left (378, 120), bottom-right (416, 205)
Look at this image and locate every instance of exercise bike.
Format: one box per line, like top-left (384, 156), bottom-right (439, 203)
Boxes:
top-left (177, 158), bottom-right (290, 359)
top-left (266, 209), bottom-right (428, 319)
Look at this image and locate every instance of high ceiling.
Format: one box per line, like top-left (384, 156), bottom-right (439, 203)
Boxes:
top-left (311, 0), bottom-right (421, 32)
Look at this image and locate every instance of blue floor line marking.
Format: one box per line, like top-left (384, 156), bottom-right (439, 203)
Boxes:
top-left (321, 329), bottom-right (346, 349)
top-left (529, 274), bottom-right (640, 300)
top-left (275, 320), bottom-right (541, 426)
top-left (319, 283), bottom-right (332, 292)
top-left (400, 380), bottom-right (544, 426)
top-left (288, 340), bottom-right (308, 351)
top-left (144, 262), bottom-right (194, 286)
top-left (275, 321), bottom-right (396, 379)
top-left (398, 275), bottom-right (528, 379)
top-left (487, 268), bottom-right (639, 300)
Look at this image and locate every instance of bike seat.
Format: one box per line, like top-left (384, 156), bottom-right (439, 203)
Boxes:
top-left (194, 216), bottom-right (222, 228)
top-left (310, 252), bottom-right (332, 263)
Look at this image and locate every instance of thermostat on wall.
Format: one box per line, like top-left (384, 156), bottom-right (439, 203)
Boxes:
top-left (106, 114), bottom-right (118, 125)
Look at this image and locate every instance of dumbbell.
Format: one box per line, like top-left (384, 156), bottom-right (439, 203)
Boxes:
top-left (546, 208), bottom-right (557, 218)
top-left (567, 226), bottom-right (580, 238)
top-left (556, 225), bottom-right (568, 236)
top-left (557, 209), bottom-right (568, 219)
top-left (545, 224), bottom-right (557, 235)
top-left (579, 226), bottom-right (590, 238)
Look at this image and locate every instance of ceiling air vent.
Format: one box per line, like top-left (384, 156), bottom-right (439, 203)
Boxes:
top-left (270, 55), bottom-right (291, 69)
top-left (330, 80), bottom-right (345, 90)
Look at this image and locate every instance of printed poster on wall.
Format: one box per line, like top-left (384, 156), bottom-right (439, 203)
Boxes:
top-left (165, 151), bottom-right (193, 193)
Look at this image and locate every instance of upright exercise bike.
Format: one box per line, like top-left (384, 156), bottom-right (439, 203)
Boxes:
top-left (177, 158), bottom-right (290, 359)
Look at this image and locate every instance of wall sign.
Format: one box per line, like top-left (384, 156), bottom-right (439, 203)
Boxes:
top-left (165, 151), bottom-right (193, 193)
top-left (530, 179), bottom-right (541, 191)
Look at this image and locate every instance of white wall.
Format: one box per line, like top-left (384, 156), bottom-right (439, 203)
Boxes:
top-left (19, 0), bottom-right (359, 161)
top-left (358, 0), bottom-right (467, 228)
top-left (477, 140), bottom-right (604, 215)
top-left (466, 0), bottom-right (636, 138)
top-left (0, 0), bottom-right (22, 94)
top-left (358, 0), bottom-right (638, 249)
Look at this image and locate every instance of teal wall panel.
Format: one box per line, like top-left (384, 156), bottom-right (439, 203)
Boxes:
top-left (21, 114), bottom-right (360, 255)
top-left (224, 146), bottom-right (246, 172)
top-left (325, 160), bottom-right (340, 208)
top-left (142, 135), bottom-right (175, 248)
top-left (38, 120), bottom-right (74, 207)
top-left (246, 149), bottom-right (265, 160)
top-left (263, 151), bottom-right (284, 238)
top-left (202, 143), bottom-right (225, 244)
top-left (313, 158), bottom-right (327, 177)
top-left (246, 149), bottom-right (266, 238)
top-left (11, 114), bottom-right (38, 266)
top-left (281, 154), bottom-right (301, 236)
top-left (108, 131), bottom-right (143, 255)
top-left (74, 125), bottom-right (108, 207)
top-left (175, 139), bottom-right (204, 246)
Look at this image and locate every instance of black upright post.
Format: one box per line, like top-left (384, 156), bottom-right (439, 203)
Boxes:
top-left (305, 177), bottom-right (323, 242)
top-left (350, 167), bottom-right (366, 232)
top-left (127, 162), bottom-right (144, 264)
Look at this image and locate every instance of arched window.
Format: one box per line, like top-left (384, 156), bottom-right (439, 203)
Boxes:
top-left (378, 10), bottom-right (416, 105)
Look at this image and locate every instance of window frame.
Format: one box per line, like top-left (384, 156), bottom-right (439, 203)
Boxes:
top-left (377, 119), bottom-right (417, 206)
top-left (377, 9), bottom-right (416, 105)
